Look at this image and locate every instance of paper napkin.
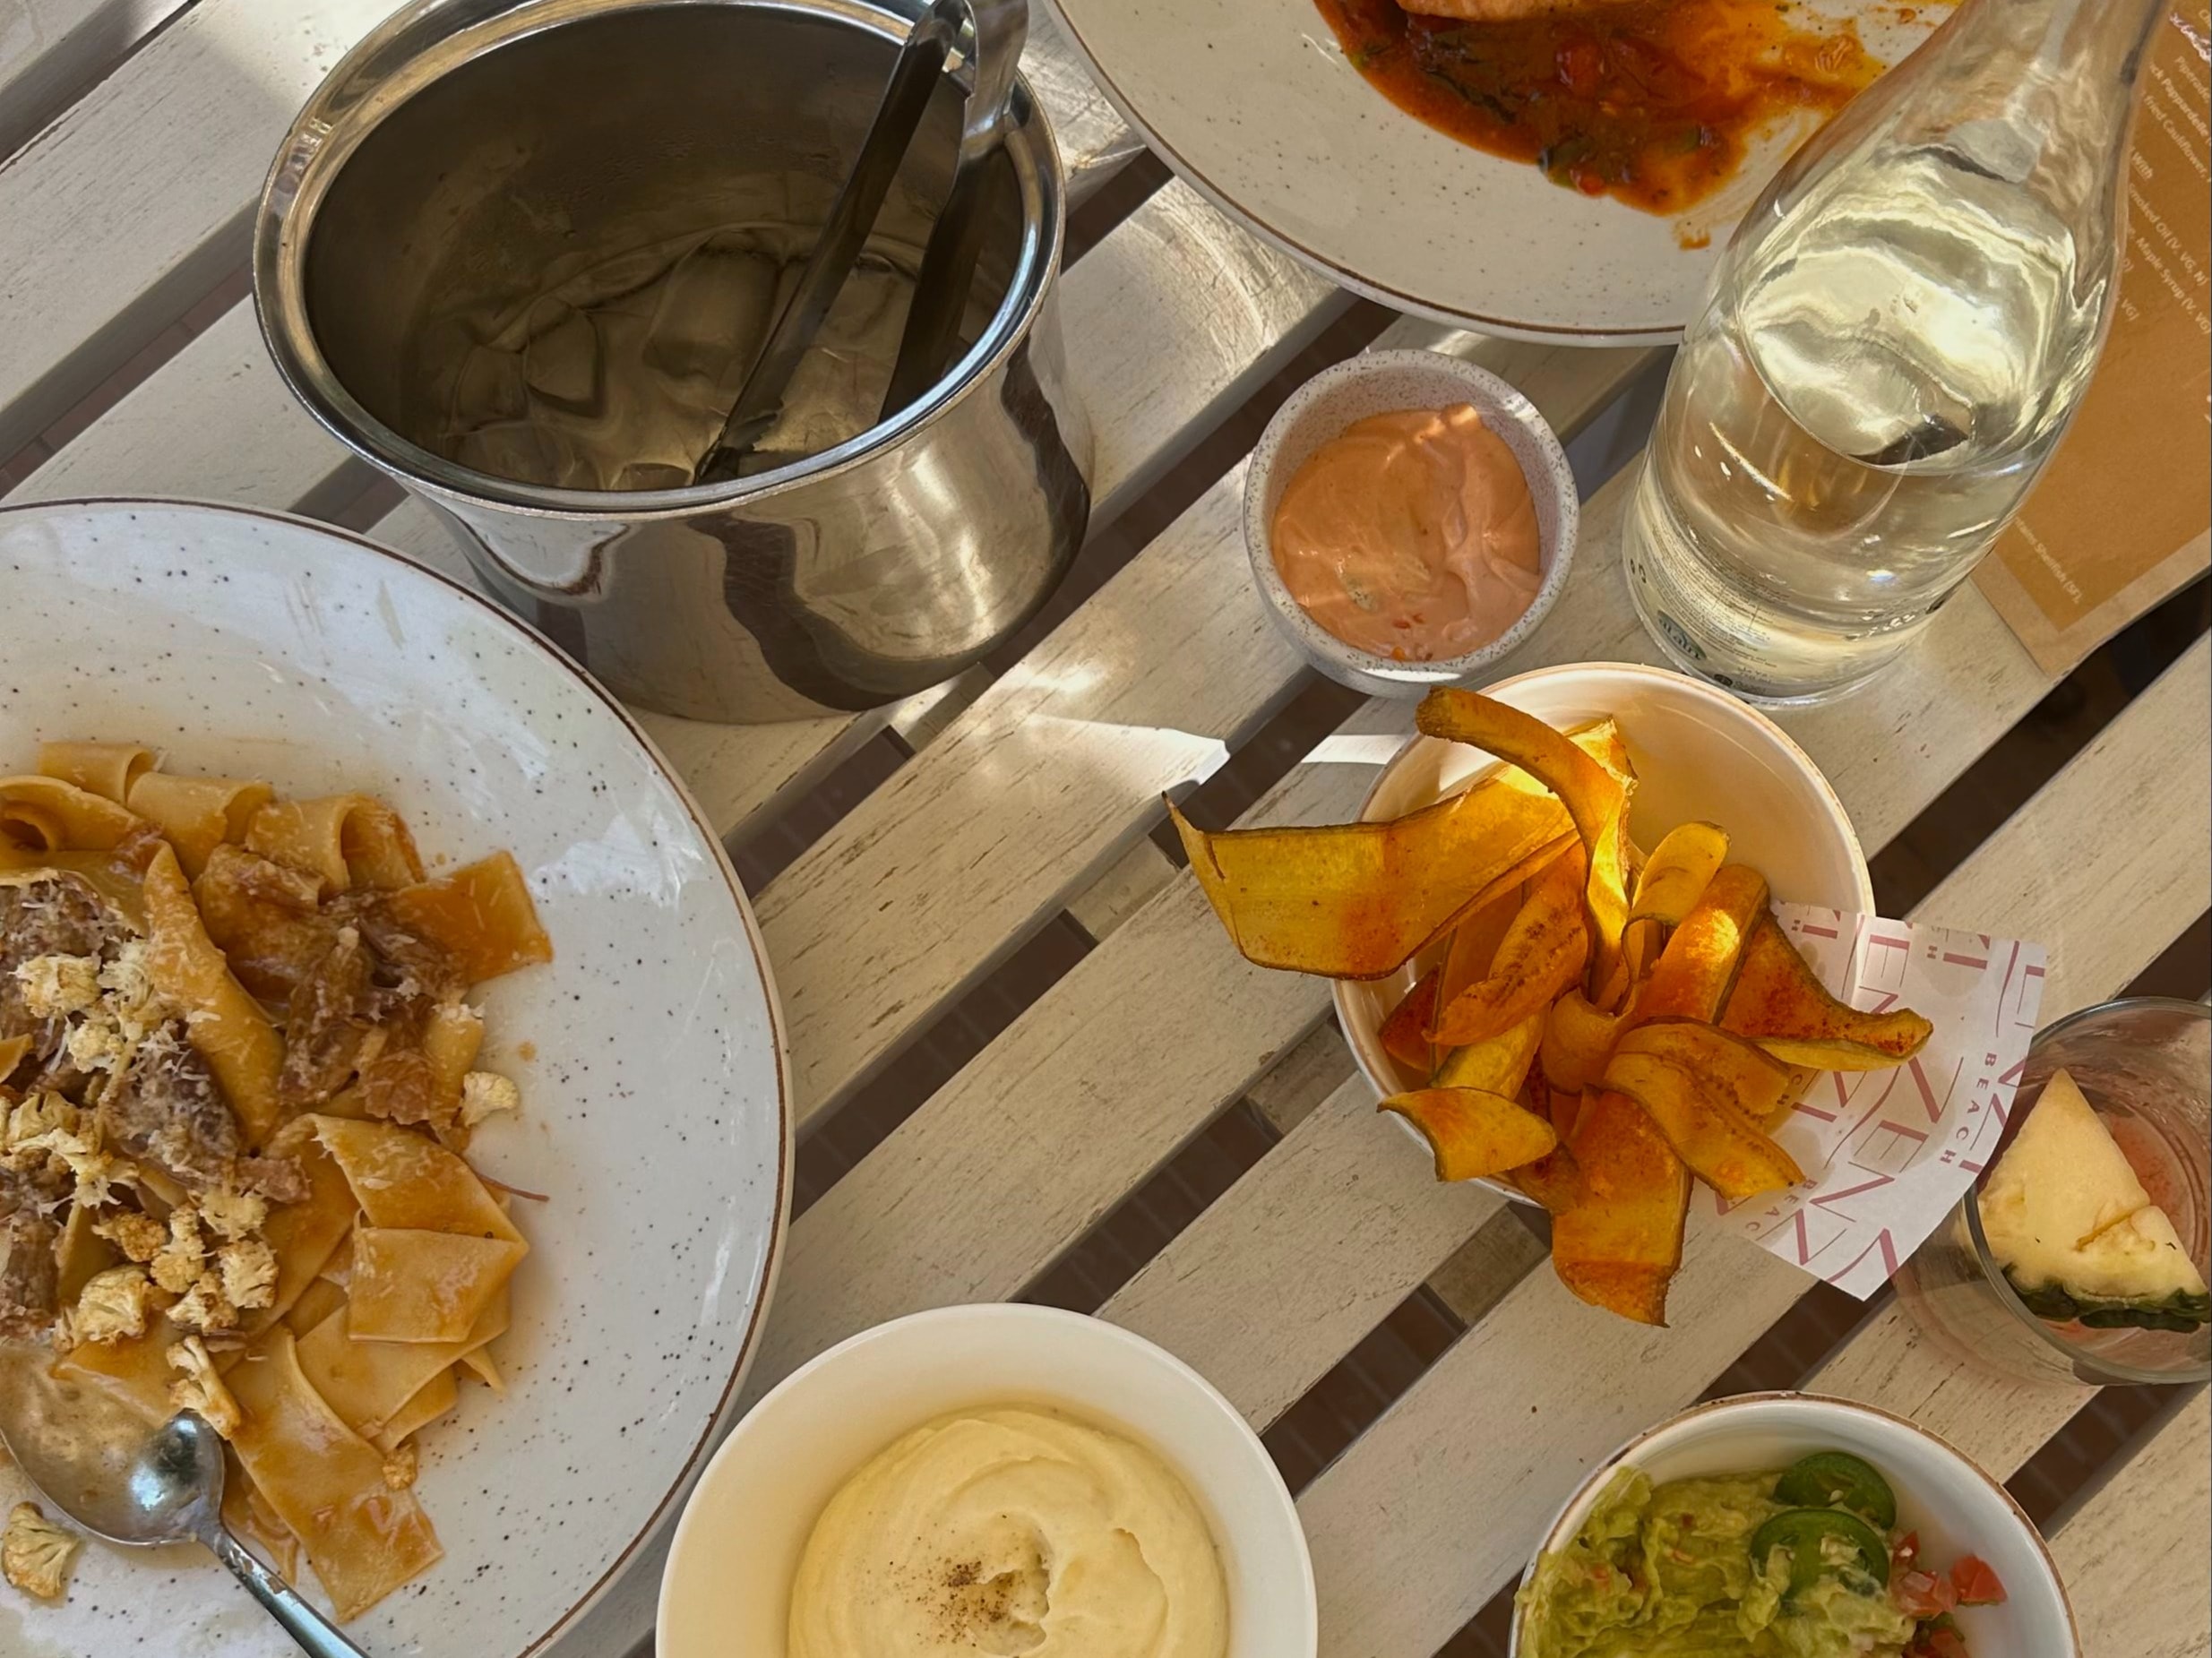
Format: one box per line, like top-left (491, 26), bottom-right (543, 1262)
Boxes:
top-left (1716, 905), bottom-right (2048, 1298)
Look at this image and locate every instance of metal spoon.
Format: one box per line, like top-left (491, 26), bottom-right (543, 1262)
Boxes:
top-left (0, 1349), bottom-right (365, 1657)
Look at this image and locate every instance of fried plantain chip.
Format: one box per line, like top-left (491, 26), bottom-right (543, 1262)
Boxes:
top-left (1170, 772), bottom-right (1574, 979)
top-left (1430, 846), bottom-right (1590, 1045)
top-left (1774, 1064), bottom-right (1821, 1129)
top-left (1499, 1071), bottom-right (1586, 1212)
top-left (1435, 1008), bottom-right (1546, 1098)
top-left (1601, 1052), bottom-right (1804, 1193)
top-left (1508, 1145), bottom-right (1587, 1215)
top-left (1628, 863), bottom-right (1770, 1027)
top-left (1381, 969), bottom-right (1443, 1072)
top-left (1628, 820), bottom-right (1730, 929)
top-left (1416, 690), bottom-right (1634, 995)
top-left (1435, 880), bottom-right (1536, 1012)
top-left (1552, 1088), bottom-right (1691, 1326)
top-left (1540, 987), bottom-right (1629, 1095)
top-left (1615, 1018), bottom-right (1795, 1096)
top-left (1381, 1087), bottom-right (1558, 1182)
top-left (1719, 915), bottom-right (1934, 1069)
top-left (1573, 717), bottom-right (1635, 784)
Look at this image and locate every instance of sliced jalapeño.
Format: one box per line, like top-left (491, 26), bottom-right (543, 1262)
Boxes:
top-left (1751, 1507), bottom-right (1892, 1599)
top-left (1772, 1449), bottom-right (1898, 1529)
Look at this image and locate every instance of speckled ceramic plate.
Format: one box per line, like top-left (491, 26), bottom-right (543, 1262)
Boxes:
top-left (0, 500), bottom-right (789, 1658)
top-left (1039, 0), bottom-right (1942, 342)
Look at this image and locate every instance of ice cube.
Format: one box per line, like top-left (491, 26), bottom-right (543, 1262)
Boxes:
top-left (452, 418), bottom-right (564, 486)
top-left (444, 344), bottom-right (529, 434)
top-left (523, 304), bottom-right (603, 410)
top-left (609, 461), bottom-right (699, 492)
top-left (642, 233), bottom-right (780, 392)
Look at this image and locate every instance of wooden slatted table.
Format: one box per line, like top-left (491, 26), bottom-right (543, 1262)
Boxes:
top-left (3, 8), bottom-right (2206, 1657)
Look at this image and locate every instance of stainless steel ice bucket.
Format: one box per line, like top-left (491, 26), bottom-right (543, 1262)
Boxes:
top-left (254, 0), bottom-right (1090, 722)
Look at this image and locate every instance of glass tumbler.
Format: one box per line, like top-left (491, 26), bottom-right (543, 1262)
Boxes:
top-left (1893, 997), bottom-right (2210, 1387)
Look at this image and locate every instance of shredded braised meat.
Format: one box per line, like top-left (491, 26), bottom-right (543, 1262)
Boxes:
top-left (97, 1024), bottom-right (243, 1193)
top-left (280, 906), bottom-right (462, 1112)
top-left (280, 926), bottom-right (378, 1107)
top-left (0, 875), bottom-right (128, 1082)
top-left (0, 1200), bottom-right (60, 1340)
top-left (193, 844), bottom-right (339, 1002)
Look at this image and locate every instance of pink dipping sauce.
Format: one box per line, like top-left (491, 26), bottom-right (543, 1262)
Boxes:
top-left (1270, 403), bottom-right (1544, 662)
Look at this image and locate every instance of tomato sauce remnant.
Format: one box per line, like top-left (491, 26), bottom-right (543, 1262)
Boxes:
top-left (1312, 0), bottom-right (1887, 213)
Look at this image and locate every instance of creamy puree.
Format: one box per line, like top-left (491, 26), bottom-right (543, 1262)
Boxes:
top-left (1271, 403), bottom-right (1543, 662)
top-left (788, 1406), bottom-right (1229, 1658)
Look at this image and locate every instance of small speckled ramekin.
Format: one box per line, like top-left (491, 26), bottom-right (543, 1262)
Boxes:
top-left (1244, 349), bottom-right (1579, 697)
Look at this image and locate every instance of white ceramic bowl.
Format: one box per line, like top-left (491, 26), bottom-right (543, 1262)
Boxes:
top-left (1336, 662), bottom-right (1872, 1190)
top-left (658, 1303), bottom-right (1317, 1657)
top-left (1508, 1393), bottom-right (2079, 1657)
top-left (1244, 349), bottom-right (1578, 698)
top-left (0, 500), bottom-right (789, 1658)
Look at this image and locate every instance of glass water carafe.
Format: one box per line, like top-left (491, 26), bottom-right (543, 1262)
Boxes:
top-left (1622, 0), bottom-right (2165, 704)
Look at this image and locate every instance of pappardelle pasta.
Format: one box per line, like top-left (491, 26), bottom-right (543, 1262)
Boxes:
top-left (0, 742), bottom-right (552, 1619)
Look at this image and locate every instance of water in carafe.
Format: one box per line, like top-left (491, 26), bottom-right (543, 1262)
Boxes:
top-left (1624, 0), bottom-right (2165, 702)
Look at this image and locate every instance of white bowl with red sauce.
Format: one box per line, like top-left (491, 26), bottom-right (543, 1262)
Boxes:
top-left (1244, 349), bottom-right (1579, 698)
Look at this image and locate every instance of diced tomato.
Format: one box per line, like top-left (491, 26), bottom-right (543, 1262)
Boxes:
top-left (1891, 1531), bottom-right (1922, 1571)
top-left (1906, 1628), bottom-right (1970, 1658)
top-left (1950, 1554), bottom-right (2007, 1606)
top-left (1893, 1568), bottom-right (1958, 1619)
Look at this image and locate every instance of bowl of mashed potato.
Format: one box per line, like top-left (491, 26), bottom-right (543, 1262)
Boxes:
top-left (657, 1302), bottom-right (1316, 1658)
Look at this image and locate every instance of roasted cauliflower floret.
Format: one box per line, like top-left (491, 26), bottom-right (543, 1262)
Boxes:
top-left (168, 1269), bottom-right (238, 1336)
top-left (14, 1124), bottom-right (125, 1208)
top-left (149, 1203), bottom-right (207, 1296)
top-left (382, 1442), bottom-right (419, 1491)
top-left (61, 1013), bottom-right (129, 1076)
top-left (166, 1336), bottom-right (244, 1439)
top-left (2, 1502), bottom-right (81, 1601)
top-left (458, 1070), bottom-right (521, 1130)
top-left (216, 1238), bottom-right (278, 1312)
top-left (71, 1264), bottom-right (153, 1344)
top-left (196, 1187), bottom-right (267, 1242)
top-left (95, 941), bottom-right (162, 1043)
top-left (92, 1207), bottom-right (168, 1265)
top-left (1, 1090), bottom-right (76, 1154)
top-left (13, 956), bottom-right (99, 1020)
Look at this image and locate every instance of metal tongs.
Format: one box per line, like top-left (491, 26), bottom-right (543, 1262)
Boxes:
top-left (693, 0), bottom-right (1026, 484)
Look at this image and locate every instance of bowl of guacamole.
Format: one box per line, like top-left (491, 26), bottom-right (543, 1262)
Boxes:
top-left (1509, 1394), bottom-right (2079, 1658)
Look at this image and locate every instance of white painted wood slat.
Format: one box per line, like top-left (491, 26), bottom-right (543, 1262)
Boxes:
top-left (1104, 1073), bottom-right (1506, 1429)
top-left (1817, 1320), bottom-right (2206, 1652)
top-left (758, 378), bottom-right (2064, 1134)
top-left (1024, 0), bottom-right (1145, 200)
top-left (753, 339), bottom-right (1655, 1127)
top-left (2052, 1392), bottom-right (2211, 1658)
top-left (0, 0), bottom-right (190, 160)
top-left (0, 0), bottom-right (396, 455)
top-left (1294, 635), bottom-right (2210, 1655)
top-left (8, 300), bottom-right (359, 511)
top-left (717, 521), bottom-right (2199, 1481)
